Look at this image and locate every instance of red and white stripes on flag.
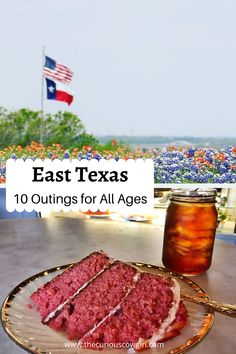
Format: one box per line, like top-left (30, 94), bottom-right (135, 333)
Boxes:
top-left (43, 56), bottom-right (73, 84)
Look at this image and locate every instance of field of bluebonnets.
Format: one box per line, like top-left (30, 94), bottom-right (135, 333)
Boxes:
top-left (0, 142), bottom-right (236, 184)
top-left (0, 108), bottom-right (235, 183)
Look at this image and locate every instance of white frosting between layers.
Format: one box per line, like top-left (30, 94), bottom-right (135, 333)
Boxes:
top-left (43, 260), bottom-right (114, 324)
top-left (135, 278), bottom-right (181, 348)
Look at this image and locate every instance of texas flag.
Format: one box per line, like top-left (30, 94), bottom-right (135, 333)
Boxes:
top-left (45, 78), bottom-right (74, 105)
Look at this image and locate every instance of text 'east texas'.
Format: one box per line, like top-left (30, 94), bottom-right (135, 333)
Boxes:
top-left (32, 167), bottom-right (128, 182)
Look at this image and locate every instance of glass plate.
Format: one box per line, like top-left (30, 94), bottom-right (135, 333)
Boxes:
top-left (1, 262), bottom-right (214, 354)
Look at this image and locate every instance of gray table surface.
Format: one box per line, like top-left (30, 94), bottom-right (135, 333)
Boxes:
top-left (0, 217), bottom-right (235, 354)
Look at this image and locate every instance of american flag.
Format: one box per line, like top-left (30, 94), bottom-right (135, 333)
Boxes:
top-left (43, 56), bottom-right (73, 84)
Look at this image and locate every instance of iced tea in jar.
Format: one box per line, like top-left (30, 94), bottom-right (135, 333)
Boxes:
top-left (162, 189), bottom-right (217, 275)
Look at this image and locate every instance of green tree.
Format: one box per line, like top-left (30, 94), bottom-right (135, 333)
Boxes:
top-left (0, 108), bottom-right (99, 149)
top-left (72, 133), bottom-right (99, 149)
top-left (43, 111), bottom-right (86, 148)
top-left (0, 108), bottom-right (41, 147)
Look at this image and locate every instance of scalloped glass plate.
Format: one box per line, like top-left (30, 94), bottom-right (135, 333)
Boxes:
top-left (1, 263), bottom-right (214, 354)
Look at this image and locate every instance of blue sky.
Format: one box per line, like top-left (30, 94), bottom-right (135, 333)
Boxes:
top-left (0, 0), bottom-right (236, 137)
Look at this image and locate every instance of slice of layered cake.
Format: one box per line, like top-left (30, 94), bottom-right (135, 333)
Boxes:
top-left (30, 251), bottom-right (111, 321)
top-left (30, 252), bottom-right (188, 351)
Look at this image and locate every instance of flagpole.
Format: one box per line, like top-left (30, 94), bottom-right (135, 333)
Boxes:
top-left (40, 46), bottom-right (45, 144)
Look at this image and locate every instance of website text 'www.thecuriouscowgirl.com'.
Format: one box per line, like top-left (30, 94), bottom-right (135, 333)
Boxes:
top-left (64, 341), bottom-right (165, 350)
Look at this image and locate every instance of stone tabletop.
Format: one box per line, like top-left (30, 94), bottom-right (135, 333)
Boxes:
top-left (0, 217), bottom-right (235, 354)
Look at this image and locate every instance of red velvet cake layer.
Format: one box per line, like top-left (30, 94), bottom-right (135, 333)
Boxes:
top-left (48, 261), bottom-right (138, 340)
top-left (82, 272), bottom-right (187, 350)
top-left (30, 251), bottom-right (110, 320)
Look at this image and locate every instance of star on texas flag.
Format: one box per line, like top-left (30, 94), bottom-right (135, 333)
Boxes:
top-left (45, 78), bottom-right (74, 105)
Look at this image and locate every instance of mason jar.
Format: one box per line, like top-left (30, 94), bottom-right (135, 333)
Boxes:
top-left (162, 189), bottom-right (218, 275)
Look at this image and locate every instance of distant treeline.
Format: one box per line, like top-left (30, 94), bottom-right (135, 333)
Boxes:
top-left (97, 135), bottom-right (236, 149)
